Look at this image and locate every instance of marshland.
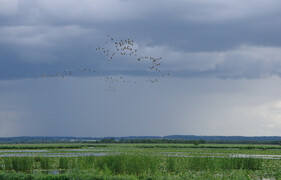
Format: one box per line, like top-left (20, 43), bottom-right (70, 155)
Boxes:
top-left (0, 143), bottom-right (280, 179)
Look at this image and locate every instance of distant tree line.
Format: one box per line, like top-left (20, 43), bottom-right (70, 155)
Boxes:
top-left (117, 139), bottom-right (206, 145)
top-left (1, 136), bottom-right (281, 145)
top-left (97, 138), bottom-right (281, 145)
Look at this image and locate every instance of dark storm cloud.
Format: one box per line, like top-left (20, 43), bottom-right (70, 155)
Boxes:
top-left (0, 0), bottom-right (281, 80)
top-left (1, 0), bottom-right (281, 137)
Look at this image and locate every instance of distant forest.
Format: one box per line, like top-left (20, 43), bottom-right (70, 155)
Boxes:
top-left (1, 135), bottom-right (281, 145)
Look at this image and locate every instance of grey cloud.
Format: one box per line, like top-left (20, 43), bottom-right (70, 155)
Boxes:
top-left (2, 0), bottom-right (281, 138)
top-left (0, 0), bottom-right (280, 80)
top-left (0, 0), bottom-right (148, 25)
top-left (134, 45), bottom-right (281, 79)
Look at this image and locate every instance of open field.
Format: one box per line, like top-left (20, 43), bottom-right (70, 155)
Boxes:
top-left (0, 143), bottom-right (280, 179)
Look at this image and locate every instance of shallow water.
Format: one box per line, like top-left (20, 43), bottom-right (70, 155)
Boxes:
top-left (33, 170), bottom-right (67, 175)
top-left (0, 152), bottom-right (109, 157)
top-left (59, 149), bottom-right (110, 152)
top-left (0, 150), bottom-right (48, 153)
top-left (164, 154), bottom-right (281, 159)
top-left (231, 154), bottom-right (281, 159)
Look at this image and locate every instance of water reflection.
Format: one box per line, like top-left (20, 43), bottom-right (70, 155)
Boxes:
top-left (231, 154), bottom-right (281, 159)
top-left (59, 149), bottom-right (110, 152)
top-left (0, 150), bottom-right (48, 153)
top-left (33, 170), bottom-right (67, 175)
top-left (0, 152), bottom-right (109, 157)
top-left (164, 154), bottom-right (281, 159)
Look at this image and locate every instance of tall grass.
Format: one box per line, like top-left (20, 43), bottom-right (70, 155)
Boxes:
top-left (3, 157), bottom-right (33, 172)
top-left (1, 155), bottom-right (263, 175)
top-left (35, 157), bottom-right (51, 170)
top-left (58, 157), bottom-right (70, 170)
top-left (186, 157), bottom-right (262, 171)
top-left (94, 155), bottom-right (160, 175)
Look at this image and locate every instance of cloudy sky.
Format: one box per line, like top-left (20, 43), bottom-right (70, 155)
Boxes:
top-left (1, 0), bottom-right (281, 137)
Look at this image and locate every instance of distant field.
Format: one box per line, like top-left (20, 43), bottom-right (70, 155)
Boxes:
top-left (0, 143), bottom-right (280, 179)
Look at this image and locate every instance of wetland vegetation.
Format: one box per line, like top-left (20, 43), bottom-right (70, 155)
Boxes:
top-left (0, 143), bottom-right (280, 179)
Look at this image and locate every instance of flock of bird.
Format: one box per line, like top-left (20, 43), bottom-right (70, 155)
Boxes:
top-left (41, 35), bottom-right (171, 91)
top-left (96, 35), bottom-right (170, 83)
top-left (96, 35), bottom-right (138, 61)
top-left (41, 68), bottom-right (96, 79)
top-left (100, 76), bottom-right (136, 84)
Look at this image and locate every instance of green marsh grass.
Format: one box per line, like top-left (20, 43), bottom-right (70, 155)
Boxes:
top-left (0, 143), bottom-right (280, 179)
top-left (0, 155), bottom-right (263, 175)
top-left (36, 157), bottom-right (51, 170)
top-left (3, 157), bottom-right (34, 172)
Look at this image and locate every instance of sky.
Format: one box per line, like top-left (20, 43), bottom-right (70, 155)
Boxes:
top-left (0, 0), bottom-right (281, 137)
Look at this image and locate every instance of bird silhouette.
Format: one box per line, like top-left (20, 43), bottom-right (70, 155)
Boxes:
top-left (41, 34), bottom-right (171, 92)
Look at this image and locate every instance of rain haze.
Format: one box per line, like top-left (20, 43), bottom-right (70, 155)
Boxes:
top-left (1, 0), bottom-right (281, 137)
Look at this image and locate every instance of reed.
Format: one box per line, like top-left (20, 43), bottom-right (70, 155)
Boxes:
top-left (1, 155), bottom-right (263, 174)
top-left (3, 157), bottom-right (34, 172)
